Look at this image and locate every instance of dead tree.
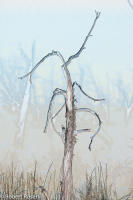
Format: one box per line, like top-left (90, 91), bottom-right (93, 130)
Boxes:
top-left (19, 11), bottom-right (104, 200)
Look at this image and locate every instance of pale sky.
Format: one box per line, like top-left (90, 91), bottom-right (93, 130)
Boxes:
top-left (0, 0), bottom-right (128, 10)
top-left (0, 0), bottom-right (133, 96)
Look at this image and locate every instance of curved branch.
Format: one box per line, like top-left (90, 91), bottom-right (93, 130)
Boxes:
top-left (44, 88), bottom-right (66, 133)
top-left (18, 49), bottom-right (72, 95)
top-left (75, 107), bottom-right (102, 151)
top-left (72, 81), bottom-right (105, 102)
top-left (18, 50), bottom-right (66, 80)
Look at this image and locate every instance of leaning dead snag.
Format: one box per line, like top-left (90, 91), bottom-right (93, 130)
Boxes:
top-left (19, 11), bottom-right (104, 200)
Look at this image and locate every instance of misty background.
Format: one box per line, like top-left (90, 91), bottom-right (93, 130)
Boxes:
top-left (0, 0), bottom-right (133, 197)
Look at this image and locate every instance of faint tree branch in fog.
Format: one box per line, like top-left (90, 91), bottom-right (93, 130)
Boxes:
top-left (0, 57), bottom-right (27, 109)
top-left (17, 42), bottom-right (36, 140)
top-left (128, 0), bottom-right (133, 10)
top-left (114, 73), bottom-right (133, 121)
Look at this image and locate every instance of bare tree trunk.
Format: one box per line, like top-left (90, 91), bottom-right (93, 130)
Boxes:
top-left (61, 78), bottom-right (76, 200)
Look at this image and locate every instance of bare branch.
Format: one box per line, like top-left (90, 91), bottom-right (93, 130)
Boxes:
top-left (18, 11), bottom-right (100, 82)
top-left (61, 11), bottom-right (101, 68)
top-left (75, 107), bottom-right (102, 151)
top-left (50, 101), bottom-right (66, 142)
top-left (51, 103), bottom-right (65, 120)
top-left (44, 88), bottom-right (66, 133)
top-left (18, 50), bottom-right (66, 80)
top-left (74, 128), bottom-right (91, 135)
top-left (50, 102), bottom-right (66, 143)
top-left (72, 81), bottom-right (105, 102)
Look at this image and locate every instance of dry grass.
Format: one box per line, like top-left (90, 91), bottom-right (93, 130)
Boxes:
top-left (0, 162), bottom-right (133, 200)
top-left (76, 163), bottom-right (133, 200)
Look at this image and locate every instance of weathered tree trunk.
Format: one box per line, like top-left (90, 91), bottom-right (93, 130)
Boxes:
top-left (61, 81), bottom-right (76, 200)
top-left (62, 97), bottom-right (75, 200)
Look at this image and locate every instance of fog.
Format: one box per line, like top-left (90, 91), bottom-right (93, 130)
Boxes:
top-left (0, 0), bottom-right (133, 197)
top-left (0, 53), bottom-right (133, 196)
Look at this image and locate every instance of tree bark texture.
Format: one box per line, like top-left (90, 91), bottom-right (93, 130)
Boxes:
top-left (61, 79), bottom-right (76, 200)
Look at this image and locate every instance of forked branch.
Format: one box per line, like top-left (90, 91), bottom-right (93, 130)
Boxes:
top-left (18, 11), bottom-right (100, 81)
